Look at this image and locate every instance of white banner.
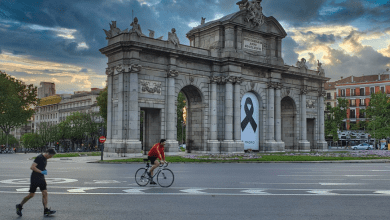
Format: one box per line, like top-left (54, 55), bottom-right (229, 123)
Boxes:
top-left (241, 93), bottom-right (259, 150)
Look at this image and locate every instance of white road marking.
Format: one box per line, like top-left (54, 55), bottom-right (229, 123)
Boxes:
top-left (180, 189), bottom-right (206, 194)
top-left (307, 190), bottom-right (337, 195)
top-left (16, 188), bottom-right (29, 192)
top-left (0, 178), bottom-right (78, 184)
top-left (319, 183), bottom-right (363, 186)
top-left (123, 188), bottom-right (147, 194)
top-left (278, 175), bottom-right (381, 177)
top-left (84, 180), bottom-right (121, 184)
top-left (374, 191), bottom-right (390, 195)
top-left (67, 187), bottom-right (99, 193)
top-left (241, 189), bottom-right (270, 194)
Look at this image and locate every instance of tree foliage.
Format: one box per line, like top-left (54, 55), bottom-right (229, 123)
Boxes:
top-left (325, 98), bottom-right (349, 141)
top-left (177, 92), bottom-right (187, 144)
top-left (364, 92), bottom-right (390, 140)
top-left (0, 71), bottom-right (39, 147)
top-left (96, 87), bottom-right (108, 123)
top-left (21, 133), bottom-right (42, 149)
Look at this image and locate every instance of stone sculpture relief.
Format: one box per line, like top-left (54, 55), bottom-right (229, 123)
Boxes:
top-left (167, 69), bottom-right (179, 78)
top-left (130, 17), bottom-right (143, 37)
top-left (237, 0), bottom-right (265, 27)
top-left (130, 64), bottom-right (142, 73)
top-left (296, 58), bottom-right (308, 70)
top-left (140, 80), bottom-right (162, 95)
top-left (300, 85), bottom-right (308, 95)
top-left (148, 29), bottom-right (155, 38)
top-left (306, 99), bottom-right (316, 109)
top-left (201, 17), bottom-right (206, 25)
top-left (105, 67), bottom-right (114, 76)
top-left (317, 60), bottom-right (325, 76)
top-left (168, 28), bottom-right (180, 47)
top-left (103, 21), bottom-right (121, 39)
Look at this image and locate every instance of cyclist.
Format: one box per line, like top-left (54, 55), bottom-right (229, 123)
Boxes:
top-left (16, 148), bottom-right (57, 217)
top-left (147, 139), bottom-right (166, 185)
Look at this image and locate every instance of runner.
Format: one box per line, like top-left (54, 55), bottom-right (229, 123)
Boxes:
top-left (147, 139), bottom-right (166, 185)
top-left (16, 148), bottom-right (57, 217)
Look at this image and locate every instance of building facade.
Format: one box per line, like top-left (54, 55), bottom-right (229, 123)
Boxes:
top-left (38, 82), bottom-right (56, 99)
top-left (100, 0), bottom-right (329, 154)
top-left (334, 74), bottom-right (390, 130)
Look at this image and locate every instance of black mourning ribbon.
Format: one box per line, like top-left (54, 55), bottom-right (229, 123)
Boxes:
top-left (241, 97), bottom-right (257, 132)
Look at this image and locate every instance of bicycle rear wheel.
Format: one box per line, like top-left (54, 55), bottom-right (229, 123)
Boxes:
top-left (135, 168), bottom-right (149, 186)
top-left (157, 168), bottom-right (174, 187)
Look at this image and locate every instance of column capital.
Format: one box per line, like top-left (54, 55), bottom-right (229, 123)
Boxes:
top-left (267, 81), bottom-right (279, 89)
top-left (105, 67), bottom-right (114, 76)
top-left (129, 64), bottom-right (142, 73)
top-left (167, 69), bottom-right (179, 78)
top-left (222, 76), bottom-right (235, 84)
top-left (275, 82), bottom-right (283, 90)
top-left (234, 77), bottom-right (243, 85)
top-left (209, 76), bottom-right (221, 84)
top-left (318, 90), bottom-right (326, 97)
top-left (300, 85), bottom-right (308, 95)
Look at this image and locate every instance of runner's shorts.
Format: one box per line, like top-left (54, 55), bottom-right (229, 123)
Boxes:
top-left (29, 177), bottom-right (47, 193)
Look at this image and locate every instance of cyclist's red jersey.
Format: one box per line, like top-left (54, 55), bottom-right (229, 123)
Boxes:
top-left (148, 143), bottom-right (165, 160)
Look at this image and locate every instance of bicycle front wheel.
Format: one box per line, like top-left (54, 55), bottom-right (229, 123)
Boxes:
top-left (157, 168), bottom-right (174, 187)
top-left (135, 168), bottom-right (149, 186)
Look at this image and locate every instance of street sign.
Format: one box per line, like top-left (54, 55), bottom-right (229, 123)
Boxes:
top-left (99, 136), bottom-right (106, 143)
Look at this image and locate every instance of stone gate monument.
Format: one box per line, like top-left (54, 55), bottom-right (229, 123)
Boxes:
top-left (99, 0), bottom-right (330, 155)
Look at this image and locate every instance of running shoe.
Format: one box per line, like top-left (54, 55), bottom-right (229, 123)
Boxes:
top-left (44, 208), bottom-right (56, 216)
top-left (16, 204), bottom-right (23, 216)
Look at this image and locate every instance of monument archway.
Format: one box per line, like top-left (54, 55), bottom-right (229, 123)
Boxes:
top-left (281, 96), bottom-right (297, 151)
top-left (180, 85), bottom-right (205, 153)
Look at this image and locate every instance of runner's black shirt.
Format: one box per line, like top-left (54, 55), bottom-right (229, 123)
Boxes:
top-left (31, 154), bottom-right (47, 180)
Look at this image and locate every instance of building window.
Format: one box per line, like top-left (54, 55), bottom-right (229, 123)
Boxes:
top-left (350, 99), bottom-right (356, 107)
top-left (360, 99), bottom-right (365, 106)
top-left (350, 109), bottom-right (356, 118)
top-left (326, 93), bottom-right (331, 100)
top-left (351, 88), bottom-right (356, 96)
top-left (359, 112), bottom-right (365, 118)
top-left (381, 86), bottom-right (385, 93)
top-left (360, 88), bottom-right (365, 96)
top-left (370, 87), bottom-right (375, 94)
top-left (340, 89), bottom-right (346, 97)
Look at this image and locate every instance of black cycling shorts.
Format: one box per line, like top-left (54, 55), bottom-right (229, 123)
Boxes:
top-left (148, 156), bottom-right (158, 165)
top-left (29, 178), bottom-right (47, 193)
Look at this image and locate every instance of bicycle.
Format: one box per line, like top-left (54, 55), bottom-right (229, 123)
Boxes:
top-left (135, 159), bottom-right (174, 187)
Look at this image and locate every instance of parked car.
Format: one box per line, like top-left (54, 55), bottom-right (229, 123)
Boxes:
top-left (352, 143), bottom-right (374, 150)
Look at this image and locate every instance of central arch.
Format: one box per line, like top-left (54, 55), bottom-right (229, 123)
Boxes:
top-left (179, 85), bottom-right (205, 152)
top-left (281, 96), bottom-right (297, 151)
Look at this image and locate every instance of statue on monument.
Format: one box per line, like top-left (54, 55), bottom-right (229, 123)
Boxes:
top-left (130, 17), bottom-right (143, 37)
top-left (201, 17), bottom-right (206, 25)
top-left (296, 58), bottom-right (308, 70)
top-left (103, 21), bottom-right (122, 39)
top-left (317, 60), bottom-right (325, 76)
top-left (238, 0), bottom-right (264, 26)
top-left (168, 28), bottom-right (180, 47)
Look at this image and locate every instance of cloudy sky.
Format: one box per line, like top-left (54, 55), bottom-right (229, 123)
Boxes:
top-left (1, 0), bottom-right (390, 94)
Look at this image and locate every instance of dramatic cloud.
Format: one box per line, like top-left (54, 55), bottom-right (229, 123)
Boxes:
top-left (0, 0), bottom-right (390, 90)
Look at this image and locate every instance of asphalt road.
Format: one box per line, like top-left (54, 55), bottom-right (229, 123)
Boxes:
top-left (1, 153), bottom-right (390, 220)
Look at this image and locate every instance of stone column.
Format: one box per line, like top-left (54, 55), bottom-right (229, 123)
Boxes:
top-left (126, 64), bottom-right (142, 153)
top-left (221, 77), bottom-right (235, 152)
top-left (116, 66), bottom-right (125, 142)
top-left (106, 67), bottom-right (114, 143)
top-left (234, 77), bottom-right (244, 152)
top-left (207, 76), bottom-right (220, 153)
top-left (299, 86), bottom-right (310, 151)
top-left (274, 82), bottom-right (285, 151)
top-left (165, 69), bottom-right (179, 154)
top-left (265, 82), bottom-right (278, 151)
top-left (317, 90), bottom-right (328, 151)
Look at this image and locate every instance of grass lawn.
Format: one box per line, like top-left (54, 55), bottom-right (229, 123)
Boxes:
top-left (98, 151), bottom-right (390, 163)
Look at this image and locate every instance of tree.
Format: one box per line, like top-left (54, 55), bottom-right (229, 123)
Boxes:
top-left (21, 133), bottom-right (42, 150)
top-left (64, 112), bottom-right (87, 150)
top-left (36, 122), bottom-right (55, 151)
top-left (96, 87), bottom-right (108, 123)
top-left (0, 130), bottom-right (18, 146)
top-left (83, 112), bottom-right (104, 149)
top-left (177, 92), bottom-right (187, 144)
top-left (364, 92), bottom-right (390, 140)
top-left (325, 98), bottom-right (349, 141)
top-left (0, 71), bottom-right (39, 148)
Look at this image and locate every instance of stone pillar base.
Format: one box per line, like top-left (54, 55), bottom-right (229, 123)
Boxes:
top-left (299, 140), bottom-right (310, 152)
top-left (264, 140), bottom-right (279, 152)
top-left (221, 140), bottom-right (236, 153)
top-left (165, 140), bottom-right (179, 155)
top-left (207, 140), bottom-right (220, 153)
top-left (317, 141), bottom-right (328, 151)
top-left (234, 140), bottom-right (245, 153)
top-left (276, 141), bottom-right (285, 152)
top-left (104, 139), bottom-right (142, 153)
